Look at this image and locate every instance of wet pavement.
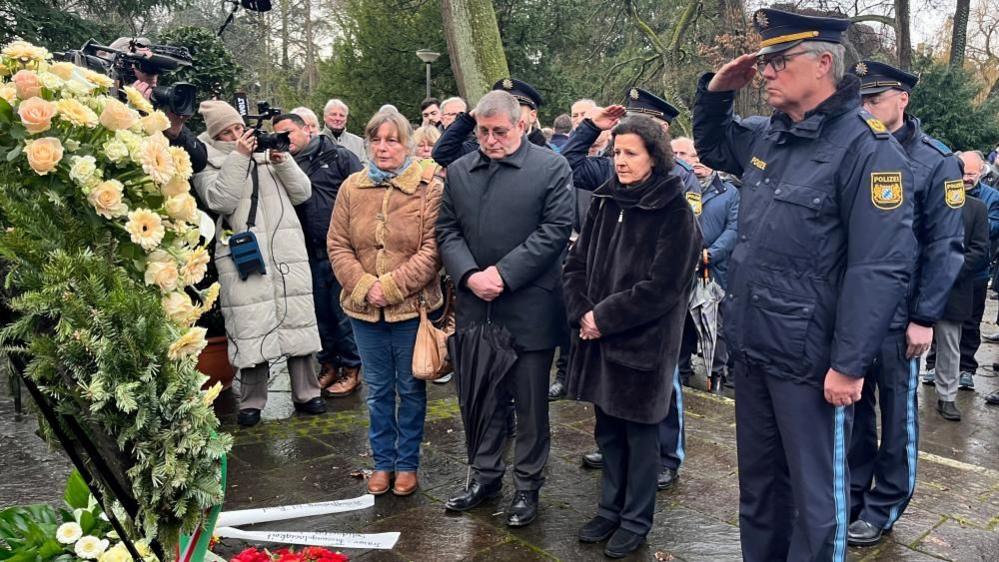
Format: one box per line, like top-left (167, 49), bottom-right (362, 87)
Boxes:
top-left (3, 310), bottom-right (999, 560)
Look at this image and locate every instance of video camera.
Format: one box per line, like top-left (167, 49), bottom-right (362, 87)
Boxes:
top-left (55, 39), bottom-right (198, 117)
top-left (233, 92), bottom-right (290, 153)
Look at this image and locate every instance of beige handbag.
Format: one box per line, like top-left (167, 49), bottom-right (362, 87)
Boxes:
top-left (412, 279), bottom-right (455, 380)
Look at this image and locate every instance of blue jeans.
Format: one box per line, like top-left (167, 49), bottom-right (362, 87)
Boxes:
top-left (310, 255), bottom-right (361, 368)
top-left (350, 317), bottom-right (425, 472)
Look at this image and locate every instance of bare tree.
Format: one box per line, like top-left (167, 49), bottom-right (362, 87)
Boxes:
top-left (951, 0), bottom-right (971, 67)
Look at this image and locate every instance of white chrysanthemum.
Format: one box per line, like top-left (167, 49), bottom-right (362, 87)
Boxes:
top-left (36, 71), bottom-right (63, 91)
top-left (103, 139), bottom-right (130, 164)
top-left (65, 139), bottom-right (81, 152)
top-left (69, 155), bottom-right (100, 187)
top-left (74, 536), bottom-right (109, 560)
top-left (56, 521), bottom-right (83, 544)
top-left (114, 130), bottom-right (143, 161)
top-left (125, 209), bottom-right (165, 251)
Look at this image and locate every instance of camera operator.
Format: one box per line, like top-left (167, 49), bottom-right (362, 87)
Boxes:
top-left (108, 37), bottom-right (208, 174)
top-left (272, 113), bottom-right (366, 397)
top-left (192, 100), bottom-right (325, 427)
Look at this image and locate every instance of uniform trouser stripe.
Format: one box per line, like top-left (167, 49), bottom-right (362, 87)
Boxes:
top-left (833, 406), bottom-right (847, 562)
top-left (885, 358), bottom-right (919, 528)
top-left (673, 367), bottom-right (685, 463)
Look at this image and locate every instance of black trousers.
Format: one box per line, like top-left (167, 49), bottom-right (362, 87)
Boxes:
top-left (472, 348), bottom-right (554, 491)
top-left (734, 361), bottom-right (853, 562)
top-left (595, 405), bottom-right (659, 536)
top-left (848, 332), bottom-right (919, 530)
top-left (309, 255), bottom-right (360, 368)
top-left (926, 278), bottom-right (988, 373)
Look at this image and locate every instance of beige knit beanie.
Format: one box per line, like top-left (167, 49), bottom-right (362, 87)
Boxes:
top-left (199, 100), bottom-right (244, 140)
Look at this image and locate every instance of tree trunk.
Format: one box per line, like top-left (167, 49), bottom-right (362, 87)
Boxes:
top-left (304, 0), bottom-right (317, 92)
top-left (895, 0), bottom-right (912, 70)
top-left (950, 0), bottom-right (971, 68)
top-left (280, 0), bottom-right (290, 70)
top-left (442, 0), bottom-right (510, 104)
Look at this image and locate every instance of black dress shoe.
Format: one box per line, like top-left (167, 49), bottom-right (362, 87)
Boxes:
top-left (547, 381), bottom-right (566, 401)
top-left (506, 490), bottom-right (539, 527)
top-left (985, 390), bottom-right (999, 406)
top-left (937, 399), bottom-right (962, 421)
top-left (604, 528), bottom-right (645, 558)
top-left (294, 397), bottom-right (327, 415)
top-left (582, 451), bottom-right (604, 469)
top-left (237, 408), bottom-right (261, 427)
top-left (579, 516), bottom-right (618, 543)
top-left (444, 480), bottom-right (501, 512)
top-left (847, 519), bottom-right (884, 547)
top-left (657, 468), bottom-right (679, 491)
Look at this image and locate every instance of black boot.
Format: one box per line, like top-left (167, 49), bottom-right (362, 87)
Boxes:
top-left (237, 408), bottom-right (261, 427)
top-left (293, 397), bottom-right (327, 415)
top-left (582, 451), bottom-right (604, 469)
top-left (578, 516), bottom-right (618, 543)
top-left (444, 480), bottom-right (501, 512)
top-left (604, 528), bottom-right (645, 558)
top-left (657, 468), bottom-right (679, 491)
top-left (506, 490), bottom-right (539, 527)
top-left (937, 400), bottom-right (961, 421)
top-left (547, 380), bottom-right (566, 401)
top-left (847, 520), bottom-right (884, 547)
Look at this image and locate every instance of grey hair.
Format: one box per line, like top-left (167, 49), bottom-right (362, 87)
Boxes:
top-left (474, 91), bottom-right (520, 127)
top-left (378, 104), bottom-right (400, 114)
top-left (364, 110), bottom-right (414, 151)
top-left (323, 99), bottom-right (349, 116)
top-left (441, 96), bottom-right (467, 111)
top-left (572, 98), bottom-right (596, 107)
top-left (799, 41), bottom-right (846, 82)
top-left (291, 106), bottom-right (319, 128)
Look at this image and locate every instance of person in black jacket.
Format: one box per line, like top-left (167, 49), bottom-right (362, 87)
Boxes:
top-left (437, 90), bottom-right (574, 528)
top-left (273, 113), bottom-right (364, 396)
top-left (563, 115), bottom-right (701, 558)
top-left (933, 194), bottom-right (988, 421)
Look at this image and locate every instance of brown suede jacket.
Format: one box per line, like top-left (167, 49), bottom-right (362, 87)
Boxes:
top-left (328, 161), bottom-right (444, 323)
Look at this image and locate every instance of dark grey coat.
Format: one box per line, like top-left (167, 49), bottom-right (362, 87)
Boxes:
top-left (436, 137), bottom-right (575, 351)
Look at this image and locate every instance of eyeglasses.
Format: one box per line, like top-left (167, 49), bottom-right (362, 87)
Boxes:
top-left (862, 90), bottom-right (904, 107)
top-left (755, 50), bottom-right (810, 73)
top-left (475, 127), bottom-right (511, 140)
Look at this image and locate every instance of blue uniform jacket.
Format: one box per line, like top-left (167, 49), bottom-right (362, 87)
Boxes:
top-left (891, 117), bottom-right (965, 328)
top-left (700, 173), bottom-right (740, 288)
top-left (693, 73), bottom-right (916, 385)
top-left (968, 182), bottom-right (999, 281)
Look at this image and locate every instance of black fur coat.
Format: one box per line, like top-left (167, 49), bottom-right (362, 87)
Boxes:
top-left (563, 172), bottom-right (702, 424)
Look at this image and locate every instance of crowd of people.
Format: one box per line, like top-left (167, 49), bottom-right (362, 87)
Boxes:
top-left (115, 6), bottom-right (999, 561)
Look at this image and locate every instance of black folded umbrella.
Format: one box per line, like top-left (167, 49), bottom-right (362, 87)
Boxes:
top-left (448, 304), bottom-right (518, 489)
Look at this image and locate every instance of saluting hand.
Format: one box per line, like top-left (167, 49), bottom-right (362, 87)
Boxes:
top-left (707, 53), bottom-right (758, 93)
top-left (580, 311), bottom-right (602, 340)
top-left (823, 368), bottom-right (864, 407)
top-left (586, 105), bottom-right (627, 131)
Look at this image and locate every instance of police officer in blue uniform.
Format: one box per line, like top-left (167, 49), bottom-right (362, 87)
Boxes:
top-left (845, 60), bottom-right (964, 547)
top-left (693, 8), bottom-right (916, 561)
top-left (562, 88), bottom-right (698, 493)
top-left (431, 78), bottom-right (552, 167)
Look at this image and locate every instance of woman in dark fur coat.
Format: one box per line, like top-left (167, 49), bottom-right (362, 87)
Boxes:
top-left (563, 115), bottom-right (702, 558)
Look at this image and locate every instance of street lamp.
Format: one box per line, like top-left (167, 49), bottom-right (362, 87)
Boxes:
top-left (416, 49), bottom-right (440, 99)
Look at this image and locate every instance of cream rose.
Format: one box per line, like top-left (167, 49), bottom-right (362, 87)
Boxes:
top-left (0, 84), bottom-right (16, 104)
top-left (168, 327), bottom-right (208, 360)
top-left (102, 139), bottom-right (130, 164)
top-left (37, 71), bottom-right (63, 91)
top-left (125, 208), bottom-right (165, 251)
top-left (97, 543), bottom-right (132, 562)
top-left (162, 291), bottom-right (197, 325)
top-left (164, 193), bottom-right (198, 224)
top-left (139, 111), bottom-right (170, 135)
top-left (162, 174), bottom-right (190, 197)
top-left (145, 251), bottom-right (180, 293)
top-left (57, 98), bottom-right (99, 128)
top-left (17, 96), bottom-right (57, 134)
top-left (68, 155), bottom-right (99, 186)
top-left (24, 137), bottom-right (63, 175)
top-left (99, 98), bottom-right (139, 131)
top-left (12, 70), bottom-right (41, 100)
top-left (87, 180), bottom-right (128, 219)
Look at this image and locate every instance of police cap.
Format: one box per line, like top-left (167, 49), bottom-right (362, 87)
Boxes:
top-left (625, 88), bottom-right (679, 124)
top-left (752, 8), bottom-right (851, 56)
top-left (492, 78), bottom-right (542, 110)
top-left (850, 60), bottom-right (918, 95)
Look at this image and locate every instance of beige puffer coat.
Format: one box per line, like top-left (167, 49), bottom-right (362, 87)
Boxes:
top-left (327, 161), bottom-right (444, 323)
top-left (193, 133), bottom-right (320, 369)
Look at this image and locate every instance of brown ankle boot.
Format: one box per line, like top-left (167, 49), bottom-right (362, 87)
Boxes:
top-left (317, 363), bottom-right (339, 389)
top-left (367, 470), bottom-right (392, 495)
top-left (324, 366), bottom-right (361, 397)
top-left (393, 471), bottom-right (418, 496)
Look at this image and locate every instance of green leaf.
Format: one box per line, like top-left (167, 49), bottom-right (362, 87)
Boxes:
top-left (77, 510), bottom-right (95, 535)
top-left (63, 470), bottom-right (89, 510)
top-left (7, 124), bottom-right (25, 141)
top-left (6, 144), bottom-right (23, 162)
top-left (0, 97), bottom-right (12, 124)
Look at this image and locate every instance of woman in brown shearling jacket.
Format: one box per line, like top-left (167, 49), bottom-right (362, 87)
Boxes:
top-left (327, 110), bottom-right (443, 497)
